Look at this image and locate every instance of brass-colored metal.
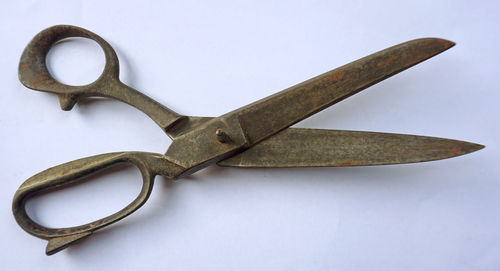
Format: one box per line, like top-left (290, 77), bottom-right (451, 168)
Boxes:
top-left (13, 25), bottom-right (484, 255)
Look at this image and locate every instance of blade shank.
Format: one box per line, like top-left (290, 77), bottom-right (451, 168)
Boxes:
top-left (234, 38), bottom-right (454, 146)
top-left (218, 128), bottom-right (483, 167)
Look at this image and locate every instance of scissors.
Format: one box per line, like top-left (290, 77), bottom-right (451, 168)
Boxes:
top-left (13, 25), bottom-right (484, 255)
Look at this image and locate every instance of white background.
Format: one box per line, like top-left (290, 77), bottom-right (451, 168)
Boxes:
top-left (1, 1), bottom-right (498, 270)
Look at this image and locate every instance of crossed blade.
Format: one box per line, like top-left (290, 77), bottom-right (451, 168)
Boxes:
top-left (168, 38), bottom-right (482, 169)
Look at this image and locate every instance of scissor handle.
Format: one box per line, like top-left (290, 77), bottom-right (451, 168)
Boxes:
top-left (18, 25), bottom-right (186, 134)
top-left (12, 151), bottom-right (185, 255)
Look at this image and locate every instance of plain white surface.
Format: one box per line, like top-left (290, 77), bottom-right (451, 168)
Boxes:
top-left (1, 0), bottom-right (498, 270)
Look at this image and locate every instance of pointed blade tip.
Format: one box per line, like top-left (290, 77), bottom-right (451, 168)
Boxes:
top-left (468, 142), bottom-right (485, 153)
top-left (417, 37), bottom-right (455, 52)
top-left (439, 38), bottom-right (456, 49)
top-left (454, 141), bottom-right (484, 158)
top-left (427, 37), bottom-right (455, 51)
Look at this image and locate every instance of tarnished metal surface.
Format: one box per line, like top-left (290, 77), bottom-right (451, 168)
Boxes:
top-left (18, 25), bottom-right (186, 136)
top-left (233, 38), bottom-right (455, 145)
top-left (13, 25), bottom-right (483, 255)
top-left (218, 129), bottom-right (484, 167)
top-left (12, 152), bottom-right (184, 255)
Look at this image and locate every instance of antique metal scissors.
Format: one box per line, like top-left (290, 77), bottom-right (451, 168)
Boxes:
top-left (13, 25), bottom-right (484, 255)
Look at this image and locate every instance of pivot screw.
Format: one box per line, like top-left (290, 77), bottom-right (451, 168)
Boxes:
top-left (216, 129), bottom-right (231, 143)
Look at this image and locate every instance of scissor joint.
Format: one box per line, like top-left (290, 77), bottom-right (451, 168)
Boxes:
top-left (165, 116), bottom-right (249, 171)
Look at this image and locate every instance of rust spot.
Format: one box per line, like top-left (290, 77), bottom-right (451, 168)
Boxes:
top-left (61, 168), bottom-right (72, 175)
top-left (436, 38), bottom-right (455, 50)
top-left (330, 71), bottom-right (344, 81)
top-left (377, 54), bottom-right (397, 68)
top-left (451, 145), bottom-right (463, 156)
top-left (332, 160), bottom-right (362, 167)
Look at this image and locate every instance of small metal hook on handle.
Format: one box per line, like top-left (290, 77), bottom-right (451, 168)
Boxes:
top-left (18, 25), bottom-right (186, 135)
top-left (12, 151), bottom-right (185, 255)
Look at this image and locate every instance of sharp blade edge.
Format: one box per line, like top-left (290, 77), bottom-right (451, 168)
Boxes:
top-left (233, 38), bottom-right (455, 146)
top-left (218, 128), bottom-right (483, 167)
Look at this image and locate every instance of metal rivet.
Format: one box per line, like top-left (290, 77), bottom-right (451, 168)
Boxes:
top-left (216, 129), bottom-right (230, 143)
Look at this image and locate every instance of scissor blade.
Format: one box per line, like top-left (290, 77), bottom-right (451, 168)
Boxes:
top-left (218, 129), bottom-right (484, 167)
top-left (165, 38), bottom-right (455, 173)
top-left (235, 38), bottom-right (454, 146)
